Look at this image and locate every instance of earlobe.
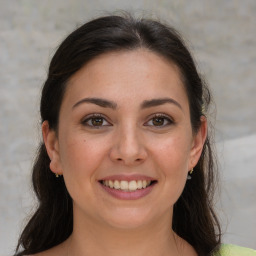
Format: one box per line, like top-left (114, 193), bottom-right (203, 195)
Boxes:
top-left (189, 116), bottom-right (207, 169)
top-left (42, 121), bottom-right (62, 175)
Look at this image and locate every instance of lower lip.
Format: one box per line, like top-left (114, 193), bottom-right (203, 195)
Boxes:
top-left (99, 182), bottom-right (156, 200)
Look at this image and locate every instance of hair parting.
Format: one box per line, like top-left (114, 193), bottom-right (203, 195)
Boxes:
top-left (15, 13), bottom-right (221, 256)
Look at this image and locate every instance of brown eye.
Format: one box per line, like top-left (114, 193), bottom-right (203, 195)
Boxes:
top-left (152, 117), bottom-right (165, 126)
top-left (144, 114), bottom-right (173, 127)
top-left (91, 117), bottom-right (104, 126)
top-left (82, 115), bottom-right (111, 128)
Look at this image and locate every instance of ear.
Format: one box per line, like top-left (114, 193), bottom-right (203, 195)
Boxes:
top-left (42, 121), bottom-right (62, 175)
top-left (189, 116), bottom-right (207, 170)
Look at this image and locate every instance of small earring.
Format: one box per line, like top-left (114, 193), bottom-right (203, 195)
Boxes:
top-left (187, 168), bottom-right (194, 180)
top-left (55, 173), bottom-right (62, 178)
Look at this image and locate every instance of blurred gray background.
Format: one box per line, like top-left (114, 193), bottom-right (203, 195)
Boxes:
top-left (0, 0), bottom-right (255, 255)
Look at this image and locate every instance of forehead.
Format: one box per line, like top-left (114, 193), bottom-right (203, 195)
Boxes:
top-left (63, 49), bottom-right (188, 109)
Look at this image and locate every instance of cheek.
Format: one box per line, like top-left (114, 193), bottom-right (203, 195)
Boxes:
top-left (150, 134), bottom-right (191, 199)
top-left (59, 135), bottom-right (108, 177)
top-left (58, 134), bottom-right (110, 203)
top-left (153, 134), bottom-right (191, 171)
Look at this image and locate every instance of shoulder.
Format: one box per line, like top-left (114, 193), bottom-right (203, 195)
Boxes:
top-left (217, 244), bottom-right (256, 256)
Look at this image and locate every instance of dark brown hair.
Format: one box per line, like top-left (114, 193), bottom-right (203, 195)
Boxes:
top-left (15, 13), bottom-right (221, 256)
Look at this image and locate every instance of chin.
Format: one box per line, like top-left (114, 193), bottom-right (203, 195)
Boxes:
top-left (99, 207), bottom-right (158, 230)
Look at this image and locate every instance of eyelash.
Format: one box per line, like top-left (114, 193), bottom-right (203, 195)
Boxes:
top-left (144, 114), bottom-right (174, 128)
top-left (81, 113), bottom-right (174, 128)
top-left (82, 114), bottom-right (111, 128)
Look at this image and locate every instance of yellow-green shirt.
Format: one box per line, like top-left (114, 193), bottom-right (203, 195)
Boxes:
top-left (217, 244), bottom-right (256, 256)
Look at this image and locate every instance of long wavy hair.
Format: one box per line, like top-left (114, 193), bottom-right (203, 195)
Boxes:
top-left (15, 13), bottom-right (221, 256)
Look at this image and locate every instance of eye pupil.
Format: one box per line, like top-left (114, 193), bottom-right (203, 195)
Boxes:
top-left (153, 117), bottom-right (164, 126)
top-left (92, 117), bottom-right (103, 126)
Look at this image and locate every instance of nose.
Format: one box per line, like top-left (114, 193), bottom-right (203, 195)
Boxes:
top-left (109, 125), bottom-right (147, 166)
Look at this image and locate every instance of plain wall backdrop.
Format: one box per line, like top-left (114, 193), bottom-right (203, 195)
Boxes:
top-left (0, 0), bottom-right (255, 255)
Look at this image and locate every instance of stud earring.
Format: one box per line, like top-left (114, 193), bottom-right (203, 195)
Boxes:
top-left (55, 173), bottom-right (62, 178)
top-left (187, 168), bottom-right (194, 180)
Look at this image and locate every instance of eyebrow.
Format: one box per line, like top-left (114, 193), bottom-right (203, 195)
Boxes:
top-left (72, 98), bottom-right (117, 110)
top-left (72, 97), bottom-right (182, 110)
top-left (141, 98), bottom-right (182, 110)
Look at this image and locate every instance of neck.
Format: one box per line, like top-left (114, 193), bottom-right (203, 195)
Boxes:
top-left (67, 207), bottom-right (188, 256)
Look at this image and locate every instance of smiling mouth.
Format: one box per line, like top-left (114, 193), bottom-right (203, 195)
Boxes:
top-left (99, 180), bottom-right (157, 192)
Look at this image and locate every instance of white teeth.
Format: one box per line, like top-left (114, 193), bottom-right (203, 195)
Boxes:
top-left (120, 180), bottom-right (129, 190)
top-left (128, 180), bottom-right (137, 191)
top-left (114, 180), bottom-right (120, 189)
top-left (109, 180), bottom-right (114, 188)
top-left (137, 180), bottom-right (143, 189)
top-left (102, 180), bottom-right (153, 191)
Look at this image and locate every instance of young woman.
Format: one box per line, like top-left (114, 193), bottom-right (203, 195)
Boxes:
top-left (14, 14), bottom-right (256, 256)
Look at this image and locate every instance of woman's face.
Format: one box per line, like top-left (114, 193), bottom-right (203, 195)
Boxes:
top-left (43, 49), bottom-right (206, 230)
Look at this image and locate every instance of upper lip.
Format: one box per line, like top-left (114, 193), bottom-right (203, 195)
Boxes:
top-left (99, 174), bottom-right (157, 182)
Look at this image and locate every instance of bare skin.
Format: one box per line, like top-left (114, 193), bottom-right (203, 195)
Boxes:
top-left (32, 232), bottom-right (197, 256)
top-left (35, 49), bottom-right (206, 256)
